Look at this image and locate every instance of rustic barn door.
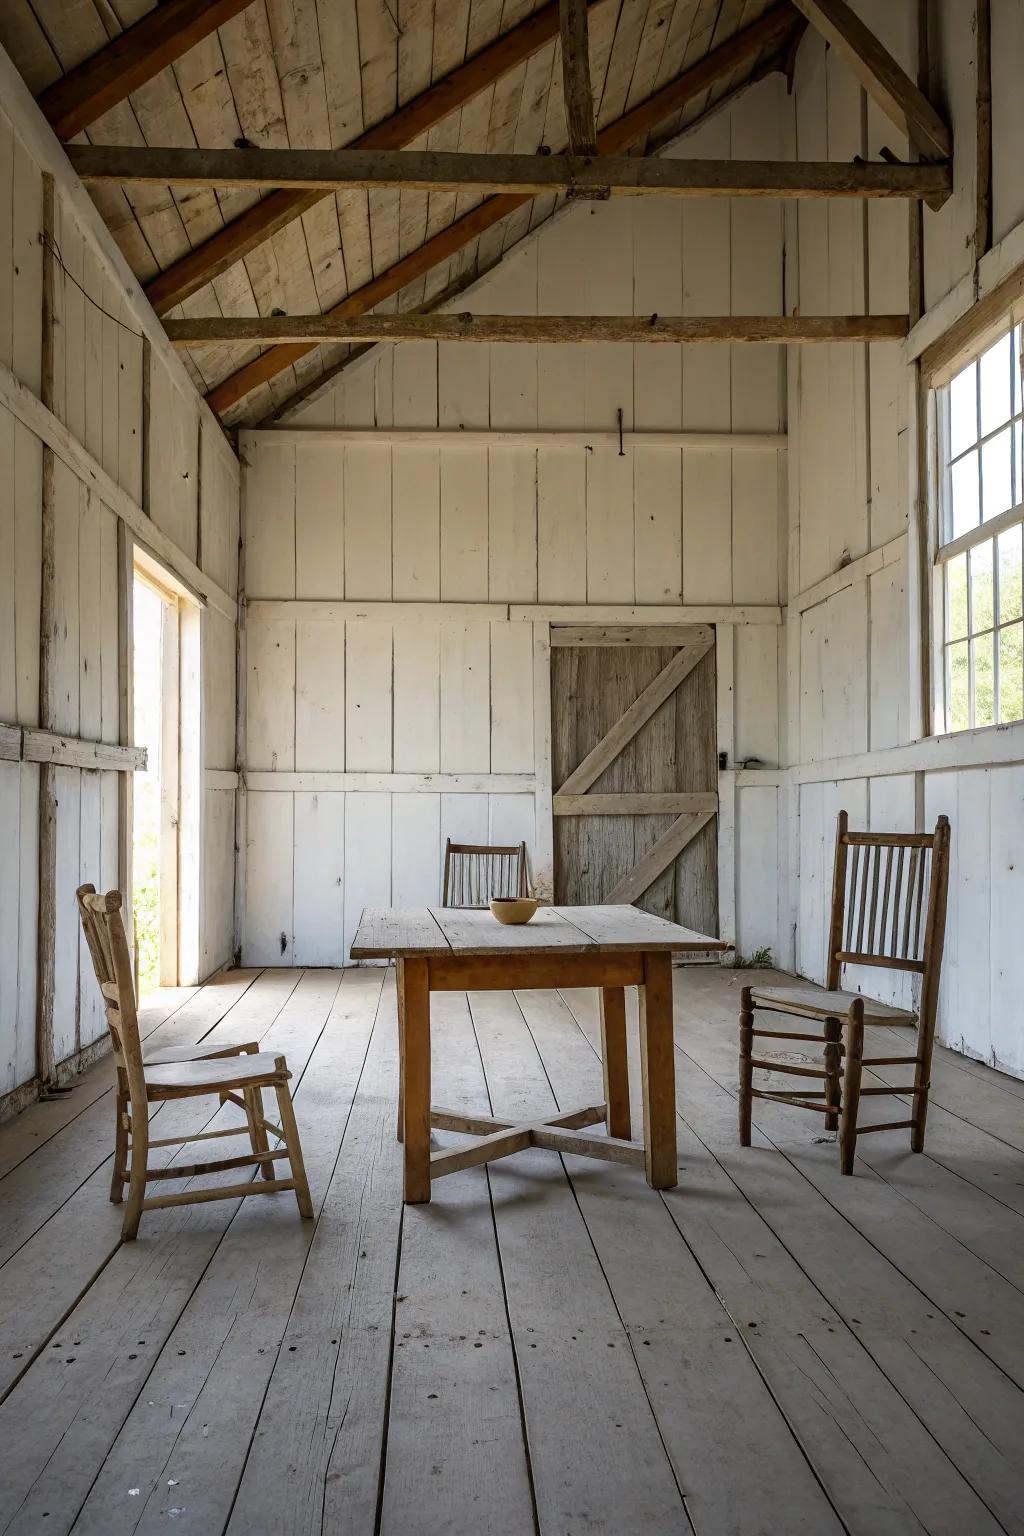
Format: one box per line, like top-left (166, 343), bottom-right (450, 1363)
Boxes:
top-left (551, 626), bottom-right (718, 934)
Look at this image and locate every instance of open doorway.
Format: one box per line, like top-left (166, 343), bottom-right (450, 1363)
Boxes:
top-left (131, 551), bottom-right (202, 994)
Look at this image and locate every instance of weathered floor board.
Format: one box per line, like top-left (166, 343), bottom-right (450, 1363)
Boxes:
top-left (0, 966), bottom-right (1021, 1536)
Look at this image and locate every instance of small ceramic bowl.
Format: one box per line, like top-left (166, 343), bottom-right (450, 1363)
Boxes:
top-left (489, 896), bottom-right (539, 925)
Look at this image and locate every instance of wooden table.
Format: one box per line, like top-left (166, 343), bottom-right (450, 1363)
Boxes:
top-left (350, 904), bottom-right (728, 1203)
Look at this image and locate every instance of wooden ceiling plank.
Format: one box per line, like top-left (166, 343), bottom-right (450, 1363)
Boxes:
top-left (788, 0), bottom-right (952, 160)
top-left (203, 4), bottom-right (800, 416)
top-left (142, 0), bottom-right (603, 317)
top-left (70, 144), bottom-right (951, 201)
top-left (559, 0), bottom-right (598, 154)
top-left (168, 311), bottom-right (910, 346)
top-left (36, 0), bottom-right (258, 141)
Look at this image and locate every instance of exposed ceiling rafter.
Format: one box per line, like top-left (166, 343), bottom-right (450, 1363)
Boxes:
top-left (789, 0), bottom-right (952, 159)
top-left (37, 0), bottom-right (257, 141)
top-left (199, 8), bottom-right (811, 417)
top-left (141, 0), bottom-right (612, 317)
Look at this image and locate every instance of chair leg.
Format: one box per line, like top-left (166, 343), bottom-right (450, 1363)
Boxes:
top-left (738, 987), bottom-right (754, 1147)
top-left (274, 1064), bottom-right (313, 1219)
top-left (122, 1105), bottom-right (149, 1240)
top-left (110, 1083), bottom-right (128, 1203)
top-left (823, 1016), bottom-right (842, 1134)
top-left (910, 1022), bottom-right (935, 1155)
top-left (244, 1086), bottom-right (275, 1179)
top-left (839, 1000), bottom-right (864, 1176)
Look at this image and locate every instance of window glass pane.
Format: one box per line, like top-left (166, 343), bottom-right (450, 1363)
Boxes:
top-left (982, 426), bottom-right (1014, 520)
top-left (945, 552), bottom-right (968, 639)
top-left (999, 622), bottom-right (1024, 723)
top-left (980, 332), bottom-right (1013, 435)
top-left (951, 449), bottom-right (980, 536)
top-left (1016, 326), bottom-right (1023, 415)
top-left (1016, 419), bottom-right (1023, 506)
top-left (949, 361), bottom-right (978, 457)
top-left (970, 540), bottom-right (995, 631)
top-left (948, 640), bottom-right (970, 730)
top-left (973, 631), bottom-right (995, 726)
top-left (998, 525), bottom-right (1023, 623)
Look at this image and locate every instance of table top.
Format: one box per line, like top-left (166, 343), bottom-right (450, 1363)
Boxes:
top-left (350, 904), bottom-right (730, 959)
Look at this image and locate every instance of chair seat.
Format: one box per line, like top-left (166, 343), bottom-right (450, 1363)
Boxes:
top-left (144, 1052), bottom-right (288, 1095)
top-left (749, 986), bottom-right (917, 1027)
top-left (142, 1038), bottom-right (258, 1068)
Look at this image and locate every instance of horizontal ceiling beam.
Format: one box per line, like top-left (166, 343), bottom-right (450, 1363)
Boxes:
top-left (37, 0), bottom-right (256, 140)
top-left (69, 145), bottom-right (950, 201)
top-left (141, 0), bottom-right (613, 317)
top-left (789, 0), bottom-right (951, 160)
top-left (202, 8), bottom-right (803, 417)
top-left (166, 313), bottom-right (910, 346)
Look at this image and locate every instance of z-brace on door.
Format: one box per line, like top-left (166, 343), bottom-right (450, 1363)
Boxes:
top-left (551, 626), bottom-right (718, 934)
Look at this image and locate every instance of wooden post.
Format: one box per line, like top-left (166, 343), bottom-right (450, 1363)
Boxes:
top-left (35, 172), bottom-right (58, 1091)
top-left (400, 957), bottom-right (431, 1203)
top-left (824, 809), bottom-right (849, 990)
top-left (559, 0), bottom-right (597, 158)
top-left (600, 986), bottom-right (631, 1140)
top-left (974, 0), bottom-right (992, 286)
top-left (638, 951), bottom-right (677, 1189)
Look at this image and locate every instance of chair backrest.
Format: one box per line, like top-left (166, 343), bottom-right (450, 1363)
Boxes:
top-left (825, 813), bottom-right (951, 1008)
top-left (77, 885), bottom-right (145, 1101)
top-left (441, 839), bottom-right (529, 908)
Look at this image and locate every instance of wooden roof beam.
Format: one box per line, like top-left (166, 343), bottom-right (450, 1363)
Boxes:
top-left (202, 8), bottom-right (804, 417)
top-left (140, 0), bottom-right (611, 317)
top-left (560, 0), bottom-right (598, 157)
top-left (167, 313), bottom-right (910, 346)
top-left (68, 145), bottom-right (949, 201)
top-left (37, 0), bottom-right (257, 141)
top-left (789, 0), bottom-right (952, 160)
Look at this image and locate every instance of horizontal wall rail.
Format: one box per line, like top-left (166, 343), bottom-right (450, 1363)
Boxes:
top-left (1, 725), bottom-right (146, 771)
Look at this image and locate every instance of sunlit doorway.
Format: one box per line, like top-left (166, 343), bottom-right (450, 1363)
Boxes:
top-left (131, 552), bottom-right (202, 994)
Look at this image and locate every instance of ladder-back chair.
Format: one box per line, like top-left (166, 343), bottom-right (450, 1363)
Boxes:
top-left (441, 839), bottom-right (529, 908)
top-left (77, 886), bottom-right (313, 1239)
top-left (738, 812), bottom-right (951, 1174)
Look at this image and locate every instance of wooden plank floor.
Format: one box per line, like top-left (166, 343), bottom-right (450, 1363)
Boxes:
top-left (0, 965), bottom-right (1022, 1536)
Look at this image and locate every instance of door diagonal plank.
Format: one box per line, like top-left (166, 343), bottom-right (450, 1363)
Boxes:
top-left (605, 811), bottom-right (717, 904)
top-left (556, 639), bottom-right (713, 796)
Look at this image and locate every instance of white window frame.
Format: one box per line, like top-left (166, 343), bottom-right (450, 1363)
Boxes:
top-left (930, 313), bottom-right (1024, 735)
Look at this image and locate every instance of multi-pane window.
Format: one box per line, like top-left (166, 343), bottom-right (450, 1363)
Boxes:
top-left (938, 323), bottom-right (1024, 731)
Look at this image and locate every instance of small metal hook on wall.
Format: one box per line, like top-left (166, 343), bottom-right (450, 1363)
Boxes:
top-left (617, 407), bottom-right (624, 457)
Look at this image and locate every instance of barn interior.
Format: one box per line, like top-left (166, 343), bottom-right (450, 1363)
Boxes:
top-left (0, 2), bottom-right (1022, 1532)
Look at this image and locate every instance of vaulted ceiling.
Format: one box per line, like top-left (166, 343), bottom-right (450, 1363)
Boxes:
top-left (0, 0), bottom-right (798, 428)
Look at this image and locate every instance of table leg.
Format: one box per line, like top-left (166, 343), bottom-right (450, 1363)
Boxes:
top-left (396, 961), bottom-right (406, 1144)
top-left (400, 956), bottom-right (431, 1203)
top-left (638, 951), bottom-right (677, 1190)
top-left (600, 986), bottom-right (631, 1140)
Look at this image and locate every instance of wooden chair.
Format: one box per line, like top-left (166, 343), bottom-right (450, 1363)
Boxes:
top-left (738, 812), bottom-right (951, 1174)
top-left (77, 886), bottom-right (313, 1239)
top-left (441, 838), bottom-right (529, 908)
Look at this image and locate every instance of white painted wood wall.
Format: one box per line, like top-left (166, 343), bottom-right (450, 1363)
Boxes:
top-left (241, 84), bottom-right (788, 967)
top-left (785, 4), bottom-right (1024, 1077)
top-left (0, 88), bottom-right (240, 1103)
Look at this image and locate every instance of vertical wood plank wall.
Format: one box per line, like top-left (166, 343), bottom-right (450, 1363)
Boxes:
top-left (240, 86), bottom-right (787, 968)
top-left (0, 97), bottom-right (240, 1105)
top-left (786, 4), bottom-right (1024, 1077)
